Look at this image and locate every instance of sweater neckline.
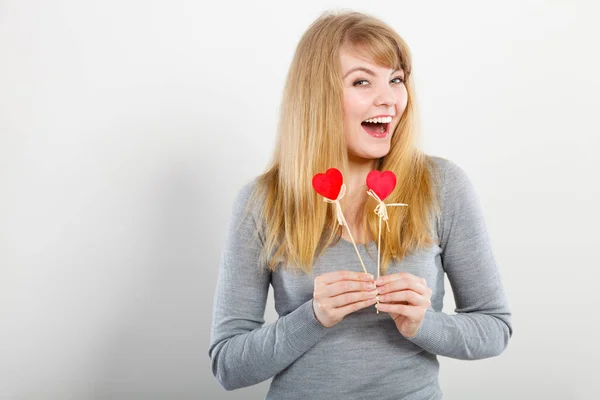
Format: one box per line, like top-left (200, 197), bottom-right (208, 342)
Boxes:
top-left (338, 236), bottom-right (375, 248)
top-left (323, 227), bottom-right (377, 248)
top-left (329, 231), bottom-right (377, 250)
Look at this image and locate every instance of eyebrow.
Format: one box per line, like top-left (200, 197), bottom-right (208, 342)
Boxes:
top-left (343, 67), bottom-right (402, 79)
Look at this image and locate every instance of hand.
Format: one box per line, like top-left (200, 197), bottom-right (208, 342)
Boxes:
top-left (374, 272), bottom-right (432, 338)
top-left (312, 270), bottom-right (378, 328)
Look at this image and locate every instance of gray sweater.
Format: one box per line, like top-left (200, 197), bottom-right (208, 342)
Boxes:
top-left (209, 155), bottom-right (513, 399)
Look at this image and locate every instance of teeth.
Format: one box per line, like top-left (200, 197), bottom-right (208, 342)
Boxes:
top-left (363, 116), bottom-right (393, 124)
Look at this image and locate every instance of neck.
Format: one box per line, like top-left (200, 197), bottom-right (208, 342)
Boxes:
top-left (346, 159), bottom-right (375, 196)
top-left (342, 155), bottom-right (378, 225)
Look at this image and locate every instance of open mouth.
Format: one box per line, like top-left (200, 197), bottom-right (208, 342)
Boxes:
top-left (361, 116), bottom-right (392, 137)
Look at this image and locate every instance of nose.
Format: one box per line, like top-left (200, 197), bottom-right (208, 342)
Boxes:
top-left (374, 82), bottom-right (397, 107)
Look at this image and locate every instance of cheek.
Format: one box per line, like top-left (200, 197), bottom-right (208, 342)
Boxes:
top-left (342, 95), bottom-right (361, 131)
top-left (343, 92), bottom-right (370, 116)
top-left (342, 95), bottom-right (351, 119)
top-left (396, 87), bottom-right (409, 110)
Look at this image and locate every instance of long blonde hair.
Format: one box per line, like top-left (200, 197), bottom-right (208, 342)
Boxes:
top-left (245, 10), bottom-right (440, 275)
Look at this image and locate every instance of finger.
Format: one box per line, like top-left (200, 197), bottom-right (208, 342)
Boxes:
top-left (376, 272), bottom-right (424, 288)
top-left (318, 270), bottom-right (373, 285)
top-left (335, 296), bottom-right (378, 318)
top-left (330, 288), bottom-right (378, 307)
top-left (378, 277), bottom-right (430, 297)
top-left (376, 303), bottom-right (427, 323)
top-left (378, 290), bottom-right (431, 308)
top-left (378, 280), bottom-right (428, 296)
top-left (326, 279), bottom-right (376, 297)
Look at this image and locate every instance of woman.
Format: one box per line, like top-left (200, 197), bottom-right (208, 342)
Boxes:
top-left (209, 10), bottom-right (512, 399)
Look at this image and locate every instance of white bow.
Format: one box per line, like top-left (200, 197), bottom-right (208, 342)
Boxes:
top-left (322, 184), bottom-right (346, 226)
top-left (366, 189), bottom-right (408, 232)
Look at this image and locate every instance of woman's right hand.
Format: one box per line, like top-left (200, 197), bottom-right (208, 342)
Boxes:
top-left (312, 271), bottom-right (378, 328)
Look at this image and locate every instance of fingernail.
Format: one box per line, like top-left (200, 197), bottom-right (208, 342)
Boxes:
top-left (375, 278), bottom-right (383, 285)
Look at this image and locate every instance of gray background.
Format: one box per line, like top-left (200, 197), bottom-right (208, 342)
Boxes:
top-left (1, 0), bottom-right (599, 399)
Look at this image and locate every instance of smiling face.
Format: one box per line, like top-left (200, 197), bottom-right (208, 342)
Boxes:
top-left (340, 46), bottom-right (408, 164)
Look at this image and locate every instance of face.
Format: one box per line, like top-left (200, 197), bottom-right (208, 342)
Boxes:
top-left (340, 47), bottom-right (408, 163)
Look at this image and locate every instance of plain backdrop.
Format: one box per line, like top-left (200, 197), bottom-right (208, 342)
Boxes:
top-left (1, 0), bottom-right (599, 399)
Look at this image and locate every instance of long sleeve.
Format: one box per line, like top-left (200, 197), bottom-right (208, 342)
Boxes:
top-left (406, 160), bottom-right (513, 360)
top-left (208, 181), bottom-right (329, 390)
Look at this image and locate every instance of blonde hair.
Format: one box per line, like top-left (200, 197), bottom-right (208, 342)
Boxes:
top-left (245, 10), bottom-right (440, 275)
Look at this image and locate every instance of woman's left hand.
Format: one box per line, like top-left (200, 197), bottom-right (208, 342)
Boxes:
top-left (375, 272), bottom-right (432, 338)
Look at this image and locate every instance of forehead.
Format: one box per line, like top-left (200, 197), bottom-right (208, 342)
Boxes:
top-left (339, 47), bottom-right (398, 74)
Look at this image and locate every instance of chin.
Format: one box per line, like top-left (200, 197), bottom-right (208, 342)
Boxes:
top-left (350, 145), bottom-right (391, 161)
top-left (367, 141), bottom-right (392, 157)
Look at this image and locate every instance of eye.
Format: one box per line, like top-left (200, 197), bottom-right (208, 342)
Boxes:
top-left (353, 77), bottom-right (405, 87)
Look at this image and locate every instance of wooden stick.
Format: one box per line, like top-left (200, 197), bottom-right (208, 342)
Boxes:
top-left (366, 189), bottom-right (409, 314)
top-left (337, 201), bottom-right (368, 274)
top-left (376, 215), bottom-right (382, 313)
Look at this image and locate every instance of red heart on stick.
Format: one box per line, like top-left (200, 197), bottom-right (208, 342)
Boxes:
top-left (312, 168), bottom-right (343, 200)
top-left (366, 170), bottom-right (397, 201)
